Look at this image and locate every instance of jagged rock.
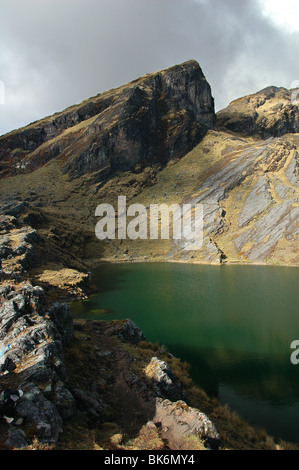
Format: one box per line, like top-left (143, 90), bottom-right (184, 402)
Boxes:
top-left (0, 216), bottom-right (39, 270)
top-left (154, 399), bottom-right (221, 450)
top-left (0, 61), bottom-right (215, 179)
top-left (122, 369), bottom-right (151, 401)
top-left (106, 319), bottom-right (145, 344)
top-left (96, 350), bottom-right (114, 359)
top-left (3, 201), bottom-right (28, 217)
top-left (5, 427), bottom-right (28, 449)
top-left (217, 86), bottom-right (299, 138)
top-left (48, 302), bottom-right (74, 347)
top-left (145, 357), bottom-right (185, 401)
top-left (53, 381), bottom-right (76, 420)
top-left (0, 283), bottom-right (75, 444)
top-left (15, 383), bottom-right (63, 443)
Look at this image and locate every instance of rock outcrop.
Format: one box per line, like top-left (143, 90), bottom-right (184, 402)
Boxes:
top-left (217, 86), bottom-right (299, 138)
top-left (171, 132), bottom-right (299, 264)
top-left (0, 60), bottom-right (215, 180)
top-left (144, 357), bottom-right (185, 402)
top-left (0, 283), bottom-right (75, 446)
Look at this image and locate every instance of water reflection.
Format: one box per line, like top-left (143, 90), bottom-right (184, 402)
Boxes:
top-left (71, 262), bottom-right (299, 442)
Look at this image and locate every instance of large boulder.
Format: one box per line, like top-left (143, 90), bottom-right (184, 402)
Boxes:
top-left (145, 357), bottom-right (185, 402)
top-left (106, 319), bottom-right (146, 344)
top-left (48, 302), bottom-right (74, 347)
top-left (154, 398), bottom-right (221, 450)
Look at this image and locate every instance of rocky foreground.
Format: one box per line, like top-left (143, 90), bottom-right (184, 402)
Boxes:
top-left (0, 213), bottom-right (221, 450)
top-left (0, 286), bottom-right (218, 449)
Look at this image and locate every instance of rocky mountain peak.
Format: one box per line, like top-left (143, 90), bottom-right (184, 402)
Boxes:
top-left (0, 61), bottom-right (297, 268)
top-left (217, 85), bottom-right (299, 138)
top-left (0, 60), bottom-right (215, 180)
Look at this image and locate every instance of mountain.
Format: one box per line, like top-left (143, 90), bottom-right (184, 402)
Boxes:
top-left (0, 60), bottom-right (298, 287)
top-left (0, 60), bottom-right (298, 451)
top-left (0, 60), bottom-right (214, 179)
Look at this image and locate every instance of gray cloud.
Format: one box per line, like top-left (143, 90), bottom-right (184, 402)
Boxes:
top-left (1, 0), bottom-right (299, 136)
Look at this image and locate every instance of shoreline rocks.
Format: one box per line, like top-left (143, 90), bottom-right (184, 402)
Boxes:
top-left (0, 282), bottom-right (75, 445)
top-left (0, 278), bottom-right (222, 450)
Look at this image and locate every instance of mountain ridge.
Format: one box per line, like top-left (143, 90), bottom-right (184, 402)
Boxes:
top-left (0, 60), bottom-right (298, 450)
top-left (0, 59), bottom-right (298, 276)
top-left (0, 60), bottom-right (215, 180)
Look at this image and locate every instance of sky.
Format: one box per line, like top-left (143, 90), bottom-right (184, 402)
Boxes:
top-left (1, 0), bottom-right (299, 136)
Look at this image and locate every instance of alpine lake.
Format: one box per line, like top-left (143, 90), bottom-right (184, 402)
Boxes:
top-left (71, 262), bottom-right (299, 444)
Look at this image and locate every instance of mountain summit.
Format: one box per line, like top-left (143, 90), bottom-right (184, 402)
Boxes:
top-left (0, 60), bottom-right (215, 180)
top-left (0, 60), bottom-right (298, 268)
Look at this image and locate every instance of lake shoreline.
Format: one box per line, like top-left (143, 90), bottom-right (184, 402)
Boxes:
top-left (87, 257), bottom-right (299, 269)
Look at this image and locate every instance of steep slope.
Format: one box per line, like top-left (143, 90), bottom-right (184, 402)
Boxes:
top-left (170, 131), bottom-right (298, 264)
top-left (0, 60), bottom-right (215, 180)
top-left (197, 87), bottom-right (299, 264)
top-left (0, 63), bottom-right (298, 280)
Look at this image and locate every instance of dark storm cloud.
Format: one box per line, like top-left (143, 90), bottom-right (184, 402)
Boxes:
top-left (0, 0), bottom-right (299, 135)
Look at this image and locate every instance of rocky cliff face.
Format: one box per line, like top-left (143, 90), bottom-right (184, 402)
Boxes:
top-left (170, 131), bottom-right (299, 264)
top-left (0, 61), bottom-right (298, 270)
top-left (0, 60), bottom-right (215, 180)
top-left (217, 86), bottom-right (299, 138)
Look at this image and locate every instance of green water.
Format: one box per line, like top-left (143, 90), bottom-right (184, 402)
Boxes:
top-left (71, 262), bottom-right (299, 444)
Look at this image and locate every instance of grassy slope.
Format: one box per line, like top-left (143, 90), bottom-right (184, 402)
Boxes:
top-left (1, 124), bottom-right (297, 271)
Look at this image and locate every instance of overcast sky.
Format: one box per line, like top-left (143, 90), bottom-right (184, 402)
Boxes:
top-left (1, 0), bottom-right (299, 136)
